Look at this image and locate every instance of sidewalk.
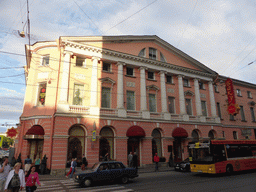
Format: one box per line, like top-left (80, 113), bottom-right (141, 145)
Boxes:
top-left (39, 166), bottom-right (175, 181)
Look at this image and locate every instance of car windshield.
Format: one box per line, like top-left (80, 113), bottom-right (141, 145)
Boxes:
top-left (91, 162), bottom-right (101, 171)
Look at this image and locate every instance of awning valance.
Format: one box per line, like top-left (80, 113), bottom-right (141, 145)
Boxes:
top-left (126, 126), bottom-right (146, 137)
top-left (24, 125), bottom-right (44, 140)
top-left (172, 127), bottom-right (188, 138)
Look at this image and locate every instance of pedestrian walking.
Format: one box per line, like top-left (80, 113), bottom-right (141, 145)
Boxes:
top-left (81, 155), bottom-right (88, 171)
top-left (66, 158), bottom-right (77, 178)
top-left (128, 152), bottom-right (133, 167)
top-left (154, 153), bottom-right (160, 171)
top-left (168, 152), bottom-right (174, 167)
top-left (34, 158), bottom-right (40, 173)
top-left (24, 156), bottom-right (32, 172)
top-left (25, 166), bottom-right (41, 192)
top-left (132, 152), bottom-right (138, 169)
top-left (103, 153), bottom-right (109, 161)
top-left (0, 157), bottom-right (11, 191)
top-left (40, 155), bottom-right (47, 175)
top-left (4, 162), bottom-right (25, 192)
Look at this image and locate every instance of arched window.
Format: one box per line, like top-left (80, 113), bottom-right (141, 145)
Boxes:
top-left (100, 127), bottom-right (114, 161)
top-left (138, 48), bottom-right (146, 57)
top-left (68, 125), bottom-right (85, 166)
top-left (208, 130), bottom-right (215, 140)
top-left (192, 130), bottom-right (200, 142)
top-left (152, 129), bottom-right (162, 160)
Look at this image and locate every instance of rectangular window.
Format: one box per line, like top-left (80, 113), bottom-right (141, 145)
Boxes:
top-left (214, 85), bottom-right (219, 93)
top-left (126, 67), bottom-right (134, 76)
top-left (149, 48), bottom-right (157, 60)
top-left (149, 94), bottom-right (156, 112)
top-left (166, 75), bottom-right (172, 83)
top-left (103, 62), bottom-right (111, 72)
top-left (148, 71), bottom-right (154, 80)
top-left (101, 87), bottom-right (111, 108)
top-left (233, 131), bottom-right (238, 140)
top-left (247, 91), bottom-right (252, 98)
top-left (42, 55), bottom-right (50, 65)
top-left (185, 98), bottom-right (192, 115)
top-left (183, 79), bottom-right (189, 87)
top-left (201, 101), bottom-right (207, 116)
top-left (168, 96), bottom-right (175, 113)
top-left (76, 57), bottom-right (85, 67)
top-left (222, 131), bottom-right (225, 138)
top-left (73, 84), bottom-right (84, 105)
top-left (236, 89), bottom-right (242, 96)
top-left (199, 82), bottom-right (205, 89)
top-left (38, 83), bottom-right (47, 106)
top-left (230, 114), bottom-right (235, 121)
top-left (240, 106), bottom-right (246, 121)
top-left (250, 107), bottom-right (255, 122)
top-left (217, 102), bottom-right (222, 118)
top-left (126, 91), bottom-right (135, 110)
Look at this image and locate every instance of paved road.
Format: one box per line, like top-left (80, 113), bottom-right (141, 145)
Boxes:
top-left (28, 170), bottom-right (256, 192)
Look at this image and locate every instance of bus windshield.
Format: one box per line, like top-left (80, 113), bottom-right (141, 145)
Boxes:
top-left (191, 148), bottom-right (213, 163)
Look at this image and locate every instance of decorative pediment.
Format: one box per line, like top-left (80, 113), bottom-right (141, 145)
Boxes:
top-left (184, 90), bottom-right (194, 96)
top-left (99, 77), bottom-right (116, 85)
top-left (146, 85), bottom-right (159, 91)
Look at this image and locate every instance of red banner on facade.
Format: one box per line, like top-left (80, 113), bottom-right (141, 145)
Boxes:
top-left (225, 78), bottom-right (240, 115)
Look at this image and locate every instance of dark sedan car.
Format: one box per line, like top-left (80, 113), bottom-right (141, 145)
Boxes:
top-left (174, 158), bottom-right (190, 172)
top-left (74, 161), bottom-right (138, 187)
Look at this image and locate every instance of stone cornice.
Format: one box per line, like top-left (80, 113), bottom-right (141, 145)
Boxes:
top-left (62, 40), bottom-right (216, 78)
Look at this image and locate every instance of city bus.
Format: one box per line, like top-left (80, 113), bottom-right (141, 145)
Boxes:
top-left (188, 140), bottom-right (256, 174)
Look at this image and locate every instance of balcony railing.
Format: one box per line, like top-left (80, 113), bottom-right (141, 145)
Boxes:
top-left (127, 111), bottom-right (142, 118)
top-left (69, 105), bottom-right (89, 114)
top-left (100, 108), bottom-right (117, 116)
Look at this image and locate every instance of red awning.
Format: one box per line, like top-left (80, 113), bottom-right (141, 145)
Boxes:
top-left (24, 125), bottom-right (44, 140)
top-left (126, 126), bottom-right (146, 137)
top-left (172, 127), bottom-right (188, 138)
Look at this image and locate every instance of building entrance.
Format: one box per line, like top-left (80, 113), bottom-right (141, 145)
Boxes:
top-left (127, 137), bottom-right (140, 166)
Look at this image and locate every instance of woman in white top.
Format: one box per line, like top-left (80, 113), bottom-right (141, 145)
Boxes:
top-left (4, 163), bottom-right (25, 192)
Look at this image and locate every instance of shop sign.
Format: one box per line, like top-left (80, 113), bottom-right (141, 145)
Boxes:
top-left (6, 127), bottom-right (18, 138)
top-left (225, 78), bottom-right (240, 115)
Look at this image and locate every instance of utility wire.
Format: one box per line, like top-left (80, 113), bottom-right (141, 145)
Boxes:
top-left (73, 0), bottom-right (103, 35)
top-left (104, 0), bottom-right (158, 33)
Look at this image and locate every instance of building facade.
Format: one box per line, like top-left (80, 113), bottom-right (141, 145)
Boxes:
top-left (15, 36), bottom-right (256, 175)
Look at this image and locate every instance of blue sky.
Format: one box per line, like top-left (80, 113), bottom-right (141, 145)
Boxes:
top-left (0, 0), bottom-right (256, 131)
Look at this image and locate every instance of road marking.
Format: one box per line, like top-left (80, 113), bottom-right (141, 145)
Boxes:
top-left (112, 189), bottom-right (134, 192)
top-left (70, 186), bottom-right (125, 192)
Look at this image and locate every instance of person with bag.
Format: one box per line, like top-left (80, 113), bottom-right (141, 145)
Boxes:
top-left (0, 157), bottom-right (11, 191)
top-left (81, 155), bottom-right (88, 171)
top-left (25, 166), bottom-right (41, 192)
top-left (4, 162), bottom-right (25, 192)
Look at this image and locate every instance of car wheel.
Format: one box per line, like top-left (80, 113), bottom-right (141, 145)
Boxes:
top-left (121, 176), bottom-right (129, 184)
top-left (84, 179), bottom-right (92, 187)
top-left (226, 165), bottom-right (233, 175)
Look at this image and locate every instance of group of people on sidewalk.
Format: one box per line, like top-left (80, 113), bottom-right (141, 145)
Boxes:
top-left (0, 156), bottom-right (41, 192)
top-left (66, 154), bottom-right (88, 178)
top-left (127, 152), bottom-right (138, 169)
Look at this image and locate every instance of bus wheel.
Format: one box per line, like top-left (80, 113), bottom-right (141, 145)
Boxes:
top-left (226, 165), bottom-right (233, 175)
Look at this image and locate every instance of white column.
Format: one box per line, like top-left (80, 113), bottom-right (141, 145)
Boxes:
top-left (208, 81), bottom-right (217, 117)
top-left (160, 71), bottom-right (168, 113)
top-left (59, 51), bottom-right (72, 104)
top-left (178, 75), bottom-right (186, 115)
top-left (90, 57), bottom-right (100, 106)
top-left (117, 62), bottom-right (126, 118)
top-left (194, 78), bottom-right (202, 116)
top-left (140, 67), bottom-right (147, 111)
top-left (140, 67), bottom-right (150, 119)
top-left (117, 62), bottom-right (125, 109)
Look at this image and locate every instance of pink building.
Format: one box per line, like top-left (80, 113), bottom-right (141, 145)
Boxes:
top-left (15, 36), bottom-right (256, 175)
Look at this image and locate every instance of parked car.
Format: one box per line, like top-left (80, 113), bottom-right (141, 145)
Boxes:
top-left (174, 158), bottom-right (190, 172)
top-left (74, 161), bottom-right (138, 187)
